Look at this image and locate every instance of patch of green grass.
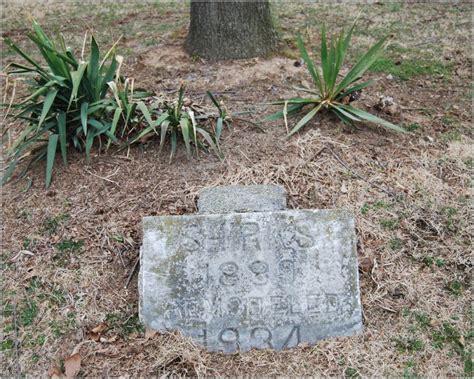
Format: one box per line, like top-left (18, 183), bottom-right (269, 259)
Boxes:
top-left (442, 206), bottom-right (458, 217)
top-left (113, 235), bottom-right (125, 243)
top-left (19, 301), bottom-right (38, 327)
top-left (386, 2), bottom-right (403, 12)
top-left (441, 206), bottom-right (463, 232)
top-left (431, 330), bottom-right (446, 349)
top-left (441, 115), bottom-right (458, 126)
top-left (431, 322), bottom-right (472, 373)
top-left (465, 357), bottom-right (473, 376)
top-left (403, 123), bottom-right (422, 132)
top-left (441, 129), bottom-right (464, 142)
top-left (143, 38), bottom-right (158, 47)
top-left (47, 289), bottom-right (67, 307)
top-left (464, 158), bottom-right (473, 170)
top-left (56, 239), bottom-right (84, 252)
top-left (3, 301), bottom-right (13, 317)
top-left (421, 256), bottom-right (434, 267)
top-left (0, 253), bottom-right (15, 271)
top-left (394, 336), bottom-right (424, 353)
top-left (386, 44), bottom-right (410, 55)
top-left (106, 311), bottom-right (144, 339)
top-left (370, 56), bottom-right (453, 80)
top-left (49, 313), bottom-right (77, 338)
top-left (361, 200), bottom-right (390, 215)
top-left (401, 307), bottom-right (411, 318)
top-left (43, 213), bottom-right (69, 235)
top-left (403, 360), bottom-right (419, 378)
top-left (422, 255), bottom-right (446, 268)
top-left (413, 312), bottom-right (431, 329)
top-left (446, 280), bottom-right (463, 295)
top-left (23, 238), bottom-right (32, 249)
top-left (53, 239), bottom-right (83, 266)
top-left (3, 322), bottom-right (14, 333)
top-left (435, 258), bottom-right (445, 267)
top-left (26, 277), bottom-right (42, 294)
top-left (389, 237), bottom-right (403, 251)
top-left (1, 339), bottom-right (14, 351)
top-left (380, 218), bottom-right (399, 230)
top-left (23, 333), bottom-right (47, 348)
top-left (344, 367), bottom-right (360, 378)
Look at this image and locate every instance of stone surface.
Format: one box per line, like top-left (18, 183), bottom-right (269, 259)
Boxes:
top-left (197, 185), bottom-right (287, 214)
top-left (140, 209), bottom-right (362, 353)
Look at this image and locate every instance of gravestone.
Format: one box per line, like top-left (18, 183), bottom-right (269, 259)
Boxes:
top-left (139, 185), bottom-right (362, 353)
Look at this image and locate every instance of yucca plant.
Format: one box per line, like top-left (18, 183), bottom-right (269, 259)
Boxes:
top-left (129, 84), bottom-right (221, 162)
top-left (267, 25), bottom-right (406, 136)
top-left (206, 90), bottom-right (230, 151)
top-left (2, 21), bottom-right (129, 187)
top-left (107, 77), bottom-right (153, 145)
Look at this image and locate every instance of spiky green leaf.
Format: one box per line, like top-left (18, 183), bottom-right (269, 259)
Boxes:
top-left (335, 36), bottom-right (389, 94)
top-left (57, 111), bottom-right (67, 164)
top-left (170, 129), bottom-right (177, 162)
top-left (45, 134), bottom-right (58, 188)
top-left (296, 34), bottom-right (323, 94)
top-left (288, 104), bottom-right (323, 137)
top-left (336, 80), bottom-right (374, 100)
top-left (107, 107), bottom-right (122, 148)
top-left (180, 117), bottom-right (192, 157)
top-left (339, 104), bottom-right (406, 132)
top-left (159, 120), bottom-right (170, 152)
top-left (137, 101), bottom-right (153, 126)
top-left (265, 103), bottom-right (306, 121)
top-left (38, 88), bottom-right (58, 128)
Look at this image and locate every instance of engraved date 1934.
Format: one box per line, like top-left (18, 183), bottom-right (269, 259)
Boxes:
top-left (195, 325), bottom-right (301, 351)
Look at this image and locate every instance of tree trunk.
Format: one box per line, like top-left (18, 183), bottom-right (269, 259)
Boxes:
top-left (185, 0), bottom-right (277, 61)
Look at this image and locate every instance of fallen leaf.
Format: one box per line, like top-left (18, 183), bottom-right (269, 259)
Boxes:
top-left (48, 366), bottom-right (63, 379)
top-left (88, 322), bottom-right (108, 341)
top-left (359, 256), bottom-right (374, 273)
top-left (64, 353), bottom-right (81, 378)
top-left (91, 322), bottom-right (108, 334)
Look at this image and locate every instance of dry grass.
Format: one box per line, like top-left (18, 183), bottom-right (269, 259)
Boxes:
top-left (1, 1), bottom-right (472, 377)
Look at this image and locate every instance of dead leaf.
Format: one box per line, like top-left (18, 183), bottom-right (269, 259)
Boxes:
top-left (359, 256), bottom-right (374, 273)
top-left (64, 353), bottom-right (81, 378)
top-left (88, 322), bottom-right (108, 341)
top-left (48, 366), bottom-right (63, 379)
top-left (91, 322), bottom-right (108, 334)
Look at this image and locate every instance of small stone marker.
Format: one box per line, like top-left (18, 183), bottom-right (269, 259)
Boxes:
top-left (197, 185), bottom-right (287, 213)
top-left (139, 185), bottom-right (362, 353)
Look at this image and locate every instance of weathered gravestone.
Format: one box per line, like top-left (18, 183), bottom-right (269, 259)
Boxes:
top-left (139, 185), bottom-right (362, 353)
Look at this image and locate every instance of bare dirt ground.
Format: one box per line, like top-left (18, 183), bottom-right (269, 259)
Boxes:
top-left (1, 1), bottom-right (472, 377)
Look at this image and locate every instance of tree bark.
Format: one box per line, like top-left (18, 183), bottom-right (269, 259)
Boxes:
top-left (185, 0), bottom-right (277, 61)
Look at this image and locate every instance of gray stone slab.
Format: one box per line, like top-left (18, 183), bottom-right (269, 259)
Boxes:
top-left (139, 209), bottom-right (362, 353)
top-left (197, 185), bottom-right (287, 213)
